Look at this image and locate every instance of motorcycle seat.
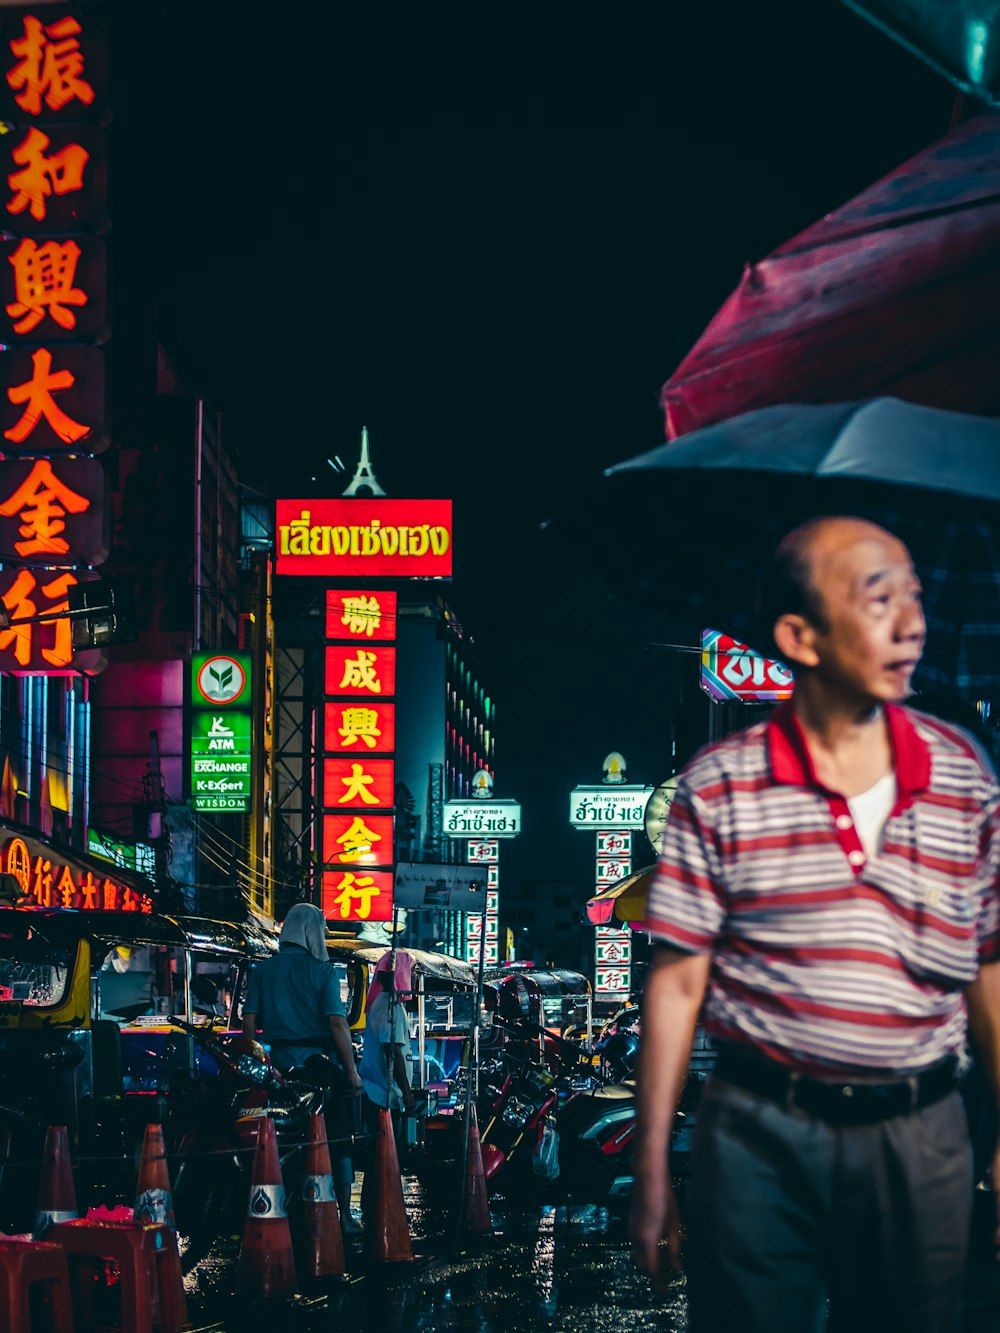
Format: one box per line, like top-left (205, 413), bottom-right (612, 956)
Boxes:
top-left (589, 1079), bottom-right (636, 1102)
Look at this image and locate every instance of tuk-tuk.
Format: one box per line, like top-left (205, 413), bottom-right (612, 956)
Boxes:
top-left (325, 935), bottom-right (479, 1140)
top-left (0, 906), bottom-right (275, 1229)
top-left (483, 966), bottom-right (594, 1064)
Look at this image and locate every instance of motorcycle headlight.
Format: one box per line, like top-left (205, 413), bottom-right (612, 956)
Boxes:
top-left (502, 1097), bottom-right (532, 1128)
top-left (235, 1051), bottom-right (270, 1085)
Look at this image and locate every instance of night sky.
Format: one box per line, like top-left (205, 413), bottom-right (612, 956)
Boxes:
top-left (126, 1), bottom-right (957, 890)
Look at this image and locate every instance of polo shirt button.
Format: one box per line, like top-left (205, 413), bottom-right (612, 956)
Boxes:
top-left (835, 815), bottom-right (853, 830)
top-left (848, 850), bottom-right (865, 867)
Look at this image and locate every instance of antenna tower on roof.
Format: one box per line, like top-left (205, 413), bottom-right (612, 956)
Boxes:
top-left (342, 426), bottom-right (387, 497)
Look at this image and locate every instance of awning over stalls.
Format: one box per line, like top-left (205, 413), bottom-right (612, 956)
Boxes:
top-left (660, 113), bottom-right (1000, 440)
top-left (325, 937), bottom-right (476, 988)
top-left (585, 866), bottom-right (655, 927)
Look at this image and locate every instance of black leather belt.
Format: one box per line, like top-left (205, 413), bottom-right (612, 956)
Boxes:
top-left (713, 1044), bottom-right (959, 1125)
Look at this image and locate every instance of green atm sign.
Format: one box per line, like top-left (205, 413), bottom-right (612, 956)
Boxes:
top-left (189, 655), bottom-right (253, 812)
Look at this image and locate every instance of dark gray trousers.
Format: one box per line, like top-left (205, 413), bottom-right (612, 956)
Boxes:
top-left (686, 1079), bottom-right (972, 1333)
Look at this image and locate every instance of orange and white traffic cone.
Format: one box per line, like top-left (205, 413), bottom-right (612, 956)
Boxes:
top-left (461, 1102), bottom-right (492, 1236)
top-left (235, 1116), bottom-right (298, 1301)
top-left (293, 1113), bottom-right (345, 1280)
top-left (364, 1108), bottom-right (413, 1264)
top-left (34, 1125), bottom-right (78, 1237)
top-left (133, 1123), bottom-right (175, 1229)
top-left (134, 1122), bottom-right (190, 1326)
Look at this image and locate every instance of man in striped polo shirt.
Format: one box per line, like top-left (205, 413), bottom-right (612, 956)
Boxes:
top-left (630, 516), bottom-right (1000, 1332)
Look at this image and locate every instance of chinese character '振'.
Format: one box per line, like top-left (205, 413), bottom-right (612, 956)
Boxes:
top-left (7, 15), bottom-right (95, 116)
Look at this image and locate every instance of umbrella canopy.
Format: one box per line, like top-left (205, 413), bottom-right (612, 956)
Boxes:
top-left (565, 397), bottom-right (1000, 695)
top-left (660, 114), bottom-right (1000, 440)
top-left (585, 866), bottom-right (655, 927)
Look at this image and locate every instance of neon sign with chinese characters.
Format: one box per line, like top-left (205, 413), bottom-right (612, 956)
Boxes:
top-left (3, 834), bottom-right (153, 911)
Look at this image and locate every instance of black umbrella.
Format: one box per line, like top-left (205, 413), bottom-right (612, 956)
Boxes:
top-left (556, 397), bottom-right (1000, 695)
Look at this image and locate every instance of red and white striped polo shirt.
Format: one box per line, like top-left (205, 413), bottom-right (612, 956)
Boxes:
top-left (644, 702), bottom-right (1000, 1076)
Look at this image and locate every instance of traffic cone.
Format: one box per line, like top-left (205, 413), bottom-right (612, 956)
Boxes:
top-left (133, 1123), bottom-right (175, 1229)
top-left (134, 1122), bottom-right (190, 1327)
top-left (461, 1102), bottom-right (492, 1235)
top-left (235, 1116), bottom-right (298, 1301)
top-left (364, 1108), bottom-right (413, 1263)
top-left (293, 1113), bottom-right (346, 1280)
top-left (34, 1125), bottom-right (78, 1237)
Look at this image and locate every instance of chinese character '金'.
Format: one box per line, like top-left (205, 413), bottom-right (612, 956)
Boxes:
top-left (337, 762), bottom-right (381, 806)
top-left (5, 349), bottom-right (90, 446)
top-left (338, 707), bottom-right (381, 749)
top-left (7, 128), bottom-right (89, 223)
top-left (7, 239), bottom-right (86, 334)
top-left (341, 594), bottom-right (383, 637)
top-left (339, 650), bottom-right (382, 693)
top-left (7, 15), bottom-right (95, 116)
top-left (334, 816), bottom-right (381, 862)
top-left (329, 872), bottom-right (381, 920)
top-left (55, 863), bottom-right (75, 907)
top-left (0, 567), bottom-right (78, 668)
top-left (0, 457), bottom-right (90, 557)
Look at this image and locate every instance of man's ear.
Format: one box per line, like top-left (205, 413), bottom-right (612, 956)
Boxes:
top-left (772, 614), bottom-right (820, 669)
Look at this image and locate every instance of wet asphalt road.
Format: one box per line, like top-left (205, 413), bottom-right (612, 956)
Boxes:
top-left (182, 1175), bottom-right (1000, 1332)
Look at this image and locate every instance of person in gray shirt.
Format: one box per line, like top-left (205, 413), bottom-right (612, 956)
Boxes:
top-left (243, 902), bottom-right (363, 1231)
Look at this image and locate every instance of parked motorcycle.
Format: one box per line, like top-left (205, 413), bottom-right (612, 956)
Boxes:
top-left (477, 1019), bottom-right (692, 1210)
top-left (167, 1017), bottom-right (330, 1272)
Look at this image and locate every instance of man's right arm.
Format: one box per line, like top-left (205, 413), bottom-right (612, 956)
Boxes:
top-left (629, 946), bottom-right (711, 1290)
top-left (327, 1013), bottom-right (363, 1094)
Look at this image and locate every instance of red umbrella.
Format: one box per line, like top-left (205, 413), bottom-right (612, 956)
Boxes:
top-left (660, 114), bottom-right (1000, 441)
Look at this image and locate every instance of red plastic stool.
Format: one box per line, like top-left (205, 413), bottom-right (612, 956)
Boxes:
top-left (48, 1218), bottom-right (188, 1333)
top-left (0, 1236), bottom-right (75, 1333)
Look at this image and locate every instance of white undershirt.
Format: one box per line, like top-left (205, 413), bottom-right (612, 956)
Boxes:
top-left (847, 771), bottom-right (897, 859)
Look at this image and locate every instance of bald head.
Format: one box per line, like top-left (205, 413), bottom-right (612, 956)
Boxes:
top-left (757, 517), bottom-right (911, 656)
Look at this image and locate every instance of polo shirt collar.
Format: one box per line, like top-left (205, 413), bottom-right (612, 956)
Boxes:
top-left (767, 699), bottom-right (931, 798)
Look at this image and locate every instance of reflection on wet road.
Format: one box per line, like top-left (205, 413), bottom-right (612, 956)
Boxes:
top-left (183, 1173), bottom-right (1000, 1331)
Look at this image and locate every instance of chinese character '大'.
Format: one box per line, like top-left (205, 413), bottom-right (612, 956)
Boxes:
top-left (5, 350), bottom-right (90, 446)
top-left (337, 762), bottom-right (381, 806)
top-left (7, 15), bottom-right (95, 116)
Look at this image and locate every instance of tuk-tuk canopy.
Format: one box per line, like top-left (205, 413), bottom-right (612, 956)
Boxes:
top-left (0, 908), bottom-right (277, 957)
top-left (326, 937), bottom-right (476, 989)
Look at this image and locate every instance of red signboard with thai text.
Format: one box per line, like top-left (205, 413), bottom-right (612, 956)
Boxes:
top-left (277, 499), bottom-right (453, 578)
top-left (324, 644), bottom-right (396, 697)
